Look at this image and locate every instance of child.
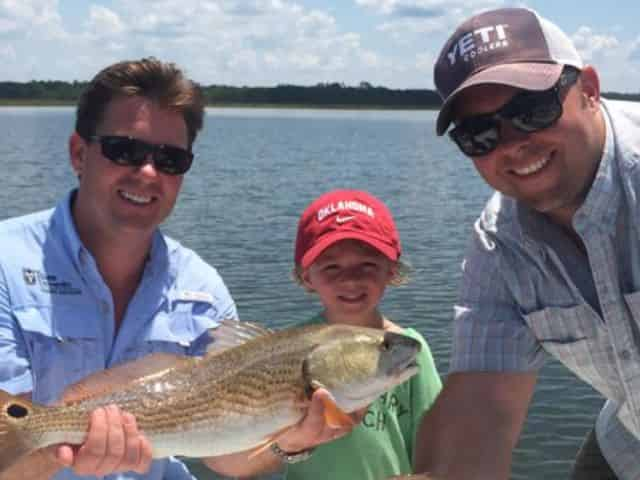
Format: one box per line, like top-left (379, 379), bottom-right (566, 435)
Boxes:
top-left (284, 189), bottom-right (442, 479)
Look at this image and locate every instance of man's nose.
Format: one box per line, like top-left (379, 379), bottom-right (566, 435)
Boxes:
top-left (494, 121), bottom-right (531, 154)
top-left (136, 153), bottom-right (160, 177)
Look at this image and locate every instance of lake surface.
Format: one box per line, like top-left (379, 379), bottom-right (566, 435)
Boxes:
top-left (0, 107), bottom-right (603, 479)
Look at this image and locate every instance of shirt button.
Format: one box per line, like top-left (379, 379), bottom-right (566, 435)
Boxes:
top-left (620, 349), bottom-right (631, 361)
top-left (101, 301), bottom-right (110, 315)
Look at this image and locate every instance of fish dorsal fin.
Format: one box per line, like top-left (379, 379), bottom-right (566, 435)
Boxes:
top-left (204, 318), bottom-right (273, 355)
top-left (61, 353), bottom-right (189, 404)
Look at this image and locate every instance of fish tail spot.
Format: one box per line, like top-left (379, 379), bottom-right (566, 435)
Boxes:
top-left (6, 403), bottom-right (29, 419)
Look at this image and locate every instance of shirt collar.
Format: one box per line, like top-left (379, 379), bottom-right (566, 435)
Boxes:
top-left (517, 103), bottom-right (617, 243)
top-left (54, 189), bottom-right (86, 272)
top-left (572, 102), bottom-right (618, 234)
top-left (55, 188), bottom-right (172, 277)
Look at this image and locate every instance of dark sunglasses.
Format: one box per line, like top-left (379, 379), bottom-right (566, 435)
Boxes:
top-left (88, 135), bottom-right (193, 175)
top-left (449, 68), bottom-right (580, 157)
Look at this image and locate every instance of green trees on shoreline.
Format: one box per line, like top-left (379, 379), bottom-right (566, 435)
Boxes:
top-left (0, 80), bottom-right (637, 107)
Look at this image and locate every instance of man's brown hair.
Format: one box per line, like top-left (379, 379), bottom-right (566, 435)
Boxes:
top-left (75, 57), bottom-right (204, 147)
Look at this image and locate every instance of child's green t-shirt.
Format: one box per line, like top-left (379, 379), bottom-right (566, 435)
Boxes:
top-left (284, 315), bottom-right (442, 480)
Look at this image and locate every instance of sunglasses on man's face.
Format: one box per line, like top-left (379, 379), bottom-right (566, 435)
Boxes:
top-left (448, 68), bottom-right (580, 158)
top-left (89, 135), bottom-right (193, 175)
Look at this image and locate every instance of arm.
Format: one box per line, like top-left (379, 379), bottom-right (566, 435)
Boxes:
top-left (203, 388), bottom-right (365, 477)
top-left (413, 371), bottom-right (537, 480)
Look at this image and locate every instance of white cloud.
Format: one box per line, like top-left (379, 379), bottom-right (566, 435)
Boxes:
top-left (630, 36), bottom-right (640, 63)
top-left (354, 0), bottom-right (503, 17)
top-left (0, 0), bottom-right (66, 39)
top-left (85, 6), bottom-right (126, 36)
top-left (0, 44), bottom-right (16, 60)
top-left (570, 26), bottom-right (639, 93)
top-left (572, 26), bottom-right (619, 62)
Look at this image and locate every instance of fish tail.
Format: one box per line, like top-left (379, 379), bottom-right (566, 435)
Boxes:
top-left (0, 389), bottom-right (38, 473)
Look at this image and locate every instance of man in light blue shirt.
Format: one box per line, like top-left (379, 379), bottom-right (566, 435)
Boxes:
top-left (0, 57), bottom-right (238, 480)
top-left (414, 7), bottom-right (640, 480)
top-left (0, 58), bottom-right (365, 480)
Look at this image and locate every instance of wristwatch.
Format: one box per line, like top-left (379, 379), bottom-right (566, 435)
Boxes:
top-left (269, 442), bottom-right (315, 464)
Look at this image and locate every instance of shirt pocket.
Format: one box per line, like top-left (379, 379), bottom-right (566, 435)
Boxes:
top-left (14, 305), bottom-right (101, 405)
top-left (524, 303), bottom-right (621, 401)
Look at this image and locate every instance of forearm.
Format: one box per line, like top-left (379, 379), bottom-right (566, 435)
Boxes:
top-left (415, 400), bottom-right (514, 479)
top-left (0, 449), bottom-right (62, 480)
top-left (413, 372), bottom-right (536, 480)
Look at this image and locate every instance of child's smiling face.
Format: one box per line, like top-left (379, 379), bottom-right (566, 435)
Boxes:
top-left (301, 239), bottom-right (396, 325)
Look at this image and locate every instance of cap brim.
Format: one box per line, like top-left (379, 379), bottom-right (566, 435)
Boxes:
top-left (436, 62), bottom-right (564, 136)
top-left (300, 232), bottom-right (399, 269)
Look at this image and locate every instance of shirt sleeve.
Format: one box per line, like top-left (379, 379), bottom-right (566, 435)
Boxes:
top-left (450, 220), bottom-right (545, 373)
top-left (164, 457), bottom-right (198, 479)
top-left (406, 331), bottom-right (442, 466)
top-left (0, 263), bottom-right (33, 394)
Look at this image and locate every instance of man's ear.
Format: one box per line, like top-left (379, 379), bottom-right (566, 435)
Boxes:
top-left (69, 132), bottom-right (87, 178)
top-left (578, 66), bottom-right (601, 108)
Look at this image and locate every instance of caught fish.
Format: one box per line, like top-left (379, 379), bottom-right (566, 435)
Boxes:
top-left (0, 320), bottom-right (420, 471)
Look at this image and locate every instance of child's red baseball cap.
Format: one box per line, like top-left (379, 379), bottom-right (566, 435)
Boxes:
top-left (294, 189), bottom-right (401, 269)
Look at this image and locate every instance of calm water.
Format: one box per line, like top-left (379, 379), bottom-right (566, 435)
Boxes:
top-left (0, 107), bottom-right (603, 479)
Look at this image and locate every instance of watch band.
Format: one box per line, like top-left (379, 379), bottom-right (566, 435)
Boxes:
top-left (269, 442), bottom-right (315, 464)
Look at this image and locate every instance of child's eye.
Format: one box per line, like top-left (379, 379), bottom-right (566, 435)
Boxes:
top-left (362, 262), bottom-right (379, 270)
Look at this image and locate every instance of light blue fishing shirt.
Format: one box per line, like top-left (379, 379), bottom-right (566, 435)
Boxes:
top-left (451, 99), bottom-right (640, 479)
top-left (0, 190), bottom-right (237, 480)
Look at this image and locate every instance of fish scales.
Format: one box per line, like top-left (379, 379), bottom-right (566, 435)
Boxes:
top-left (0, 321), bottom-right (420, 471)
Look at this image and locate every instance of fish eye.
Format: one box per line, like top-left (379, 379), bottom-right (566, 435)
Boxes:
top-left (7, 403), bottom-right (29, 418)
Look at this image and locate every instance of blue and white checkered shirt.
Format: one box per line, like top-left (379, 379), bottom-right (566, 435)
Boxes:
top-left (451, 99), bottom-right (640, 479)
top-left (0, 190), bottom-right (237, 480)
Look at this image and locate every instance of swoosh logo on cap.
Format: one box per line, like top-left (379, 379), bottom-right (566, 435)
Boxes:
top-left (336, 215), bottom-right (355, 224)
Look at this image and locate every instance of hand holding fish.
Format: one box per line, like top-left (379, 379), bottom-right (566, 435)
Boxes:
top-left (273, 388), bottom-right (366, 455)
top-left (0, 404), bottom-right (153, 480)
top-left (54, 404), bottom-right (153, 476)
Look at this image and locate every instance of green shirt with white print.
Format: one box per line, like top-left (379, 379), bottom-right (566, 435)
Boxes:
top-left (284, 313), bottom-right (442, 480)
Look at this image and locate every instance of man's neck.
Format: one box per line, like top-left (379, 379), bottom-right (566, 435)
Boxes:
top-left (72, 206), bottom-right (154, 330)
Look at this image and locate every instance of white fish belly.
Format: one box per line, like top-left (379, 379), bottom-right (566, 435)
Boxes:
top-left (150, 408), bottom-right (303, 458)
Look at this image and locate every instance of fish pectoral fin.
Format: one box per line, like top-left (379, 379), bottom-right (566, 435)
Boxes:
top-left (204, 319), bottom-right (274, 357)
top-left (321, 395), bottom-right (356, 428)
top-left (61, 353), bottom-right (189, 404)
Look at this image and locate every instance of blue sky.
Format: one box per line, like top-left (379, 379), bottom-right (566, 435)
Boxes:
top-left (1, 0), bottom-right (639, 92)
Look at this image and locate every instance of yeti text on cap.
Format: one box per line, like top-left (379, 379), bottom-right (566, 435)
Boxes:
top-left (447, 24), bottom-right (510, 66)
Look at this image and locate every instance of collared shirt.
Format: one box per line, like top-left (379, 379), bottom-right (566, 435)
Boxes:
top-left (0, 190), bottom-right (237, 480)
top-left (451, 100), bottom-right (640, 479)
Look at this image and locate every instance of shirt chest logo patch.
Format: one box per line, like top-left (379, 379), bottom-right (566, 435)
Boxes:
top-left (22, 268), bottom-right (82, 295)
top-left (22, 268), bottom-right (38, 285)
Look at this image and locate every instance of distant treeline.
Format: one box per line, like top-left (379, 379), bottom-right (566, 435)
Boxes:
top-left (0, 80), bottom-right (638, 107)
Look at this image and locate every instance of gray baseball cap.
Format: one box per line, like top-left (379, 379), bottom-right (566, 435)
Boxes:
top-left (434, 8), bottom-right (583, 135)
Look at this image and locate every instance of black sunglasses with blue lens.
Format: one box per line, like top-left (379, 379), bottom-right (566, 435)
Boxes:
top-left (449, 67), bottom-right (580, 157)
top-left (89, 135), bottom-right (193, 175)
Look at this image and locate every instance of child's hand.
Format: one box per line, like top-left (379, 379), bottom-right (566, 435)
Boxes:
top-left (275, 388), bottom-right (364, 454)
